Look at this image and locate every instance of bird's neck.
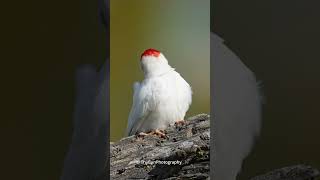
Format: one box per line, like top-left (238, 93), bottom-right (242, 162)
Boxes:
top-left (143, 65), bottom-right (173, 78)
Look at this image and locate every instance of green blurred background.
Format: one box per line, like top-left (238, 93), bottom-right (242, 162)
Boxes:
top-left (110, 0), bottom-right (210, 141)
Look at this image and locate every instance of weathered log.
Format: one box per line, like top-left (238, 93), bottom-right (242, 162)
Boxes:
top-left (109, 114), bottom-right (210, 180)
top-left (98, 113), bottom-right (319, 180)
top-left (250, 164), bottom-right (320, 180)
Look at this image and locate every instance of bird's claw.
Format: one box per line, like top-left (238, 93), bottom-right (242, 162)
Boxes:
top-left (150, 129), bottom-right (167, 139)
top-left (136, 129), bottom-right (167, 139)
top-left (175, 119), bottom-right (186, 127)
top-left (136, 132), bottom-right (149, 138)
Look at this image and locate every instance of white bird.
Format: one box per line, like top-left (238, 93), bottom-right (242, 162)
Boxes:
top-left (211, 33), bottom-right (262, 180)
top-left (126, 48), bottom-right (192, 137)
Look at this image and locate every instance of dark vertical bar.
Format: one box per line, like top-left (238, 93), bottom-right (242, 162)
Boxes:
top-left (99, 0), bottom-right (110, 178)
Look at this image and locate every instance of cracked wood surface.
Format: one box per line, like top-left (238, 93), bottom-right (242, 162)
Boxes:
top-left (109, 114), bottom-right (210, 180)
top-left (96, 113), bottom-right (319, 180)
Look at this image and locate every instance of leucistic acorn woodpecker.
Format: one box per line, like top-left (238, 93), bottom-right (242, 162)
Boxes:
top-left (126, 49), bottom-right (192, 138)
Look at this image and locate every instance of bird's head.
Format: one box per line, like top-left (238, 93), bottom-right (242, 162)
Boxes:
top-left (140, 48), bottom-right (171, 77)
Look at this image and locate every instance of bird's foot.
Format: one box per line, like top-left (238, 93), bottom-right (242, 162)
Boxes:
top-left (136, 129), bottom-right (167, 139)
top-left (136, 132), bottom-right (149, 138)
top-left (149, 129), bottom-right (167, 139)
top-left (175, 119), bottom-right (186, 127)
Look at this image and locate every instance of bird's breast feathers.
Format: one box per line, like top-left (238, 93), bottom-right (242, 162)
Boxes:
top-left (127, 70), bottom-right (192, 135)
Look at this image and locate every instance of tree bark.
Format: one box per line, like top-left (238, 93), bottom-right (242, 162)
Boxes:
top-left (250, 164), bottom-right (320, 180)
top-left (102, 114), bottom-right (319, 180)
top-left (109, 114), bottom-right (210, 180)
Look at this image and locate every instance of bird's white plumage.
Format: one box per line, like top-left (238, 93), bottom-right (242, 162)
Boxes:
top-left (212, 33), bottom-right (262, 180)
top-left (127, 52), bottom-right (192, 136)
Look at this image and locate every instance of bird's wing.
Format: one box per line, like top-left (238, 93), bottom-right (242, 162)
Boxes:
top-left (126, 82), bottom-right (154, 136)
